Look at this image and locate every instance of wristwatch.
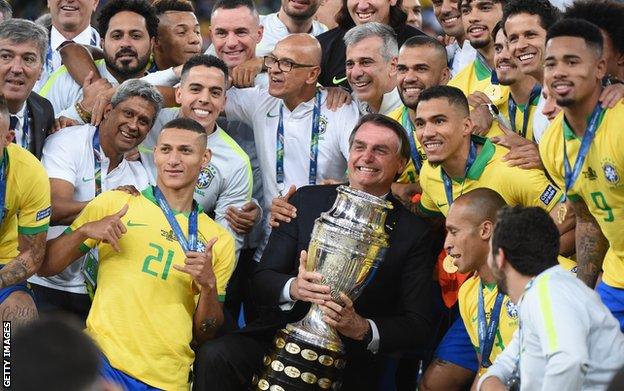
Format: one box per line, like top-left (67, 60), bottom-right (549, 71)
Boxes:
top-left (485, 103), bottom-right (512, 131)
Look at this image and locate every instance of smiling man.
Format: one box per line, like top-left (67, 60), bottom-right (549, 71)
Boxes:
top-left (40, 0), bottom-right (159, 124)
top-left (431, 0), bottom-right (477, 75)
top-left (29, 80), bottom-right (162, 320)
top-left (34, 0), bottom-right (101, 92)
top-left (344, 22), bottom-right (402, 115)
top-left (0, 19), bottom-right (55, 159)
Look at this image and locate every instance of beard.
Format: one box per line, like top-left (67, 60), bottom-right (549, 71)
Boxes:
top-left (105, 49), bottom-right (150, 80)
top-left (555, 97), bottom-right (575, 107)
top-left (470, 38), bottom-right (490, 50)
top-left (284, 3), bottom-right (319, 20)
top-left (491, 262), bottom-right (509, 296)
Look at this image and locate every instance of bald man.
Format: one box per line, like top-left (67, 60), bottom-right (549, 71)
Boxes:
top-left (421, 188), bottom-right (515, 390)
top-left (224, 33), bottom-right (360, 263)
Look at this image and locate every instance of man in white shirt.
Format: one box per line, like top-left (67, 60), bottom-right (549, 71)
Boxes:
top-left (478, 206), bottom-right (624, 391)
top-left (34, 0), bottom-right (101, 92)
top-left (431, 0), bottom-right (476, 75)
top-left (140, 55), bottom-right (253, 260)
top-left (30, 79), bottom-right (162, 320)
top-left (344, 23), bottom-right (403, 115)
top-left (39, 0), bottom-right (159, 124)
top-left (225, 33), bottom-right (360, 260)
top-left (256, 0), bottom-right (327, 57)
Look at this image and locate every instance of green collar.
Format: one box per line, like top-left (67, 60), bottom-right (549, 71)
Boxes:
top-left (483, 282), bottom-right (497, 291)
top-left (466, 135), bottom-right (495, 180)
top-left (474, 54), bottom-right (492, 81)
top-left (141, 186), bottom-right (204, 216)
top-left (563, 109), bottom-right (606, 141)
top-left (0, 147), bottom-right (6, 166)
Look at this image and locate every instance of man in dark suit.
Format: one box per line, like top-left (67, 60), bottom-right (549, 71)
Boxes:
top-left (0, 19), bottom-right (55, 159)
top-left (193, 114), bottom-right (437, 390)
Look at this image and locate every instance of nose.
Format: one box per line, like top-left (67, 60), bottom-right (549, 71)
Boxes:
top-left (189, 31), bottom-right (201, 46)
top-left (440, 0), bottom-right (453, 14)
top-left (225, 32), bottom-right (238, 47)
top-left (348, 62), bottom-right (364, 80)
top-left (8, 57), bottom-right (25, 74)
top-left (167, 150), bottom-right (181, 166)
top-left (444, 235), bottom-right (453, 254)
top-left (355, 0), bottom-right (371, 10)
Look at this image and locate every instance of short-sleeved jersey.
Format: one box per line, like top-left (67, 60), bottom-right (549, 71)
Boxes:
top-left (418, 136), bottom-right (562, 217)
top-left (448, 56), bottom-right (509, 103)
top-left (540, 103), bottom-right (624, 288)
top-left (70, 188), bottom-right (236, 390)
top-left (0, 144), bottom-right (51, 264)
top-left (486, 93), bottom-right (541, 142)
top-left (388, 105), bottom-right (427, 184)
top-left (458, 275), bottom-right (519, 375)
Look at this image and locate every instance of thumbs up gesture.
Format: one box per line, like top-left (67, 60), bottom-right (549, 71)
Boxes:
top-left (79, 204), bottom-right (129, 252)
top-left (174, 237), bottom-right (219, 291)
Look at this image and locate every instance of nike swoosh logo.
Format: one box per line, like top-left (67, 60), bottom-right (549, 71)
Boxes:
top-left (127, 221), bottom-right (148, 227)
top-left (82, 177), bottom-right (94, 182)
top-left (267, 112), bottom-right (279, 118)
top-left (332, 76), bottom-right (348, 85)
top-left (436, 202), bottom-right (447, 207)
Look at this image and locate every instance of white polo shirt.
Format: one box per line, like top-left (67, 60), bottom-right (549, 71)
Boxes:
top-left (140, 108), bottom-right (253, 256)
top-left (355, 87), bottom-right (403, 116)
top-left (30, 124), bottom-right (150, 293)
top-left (256, 13), bottom-right (328, 57)
top-left (34, 25), bottom-right (101, 93)
top-left (225, 87), bottom-right (358, 228)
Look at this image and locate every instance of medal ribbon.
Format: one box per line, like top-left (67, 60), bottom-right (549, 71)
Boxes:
top-left (442, 140), bottom-right (477, 206)
top-left (562, 103), bottom-right (603, 202)
top-left (401, 106), bottom-right (423, 173)
top-left (92, 127), bottom-right (102, 196)
top-left (0, 148), bottom-right (7, 226)
top-left (153, 186), bottom-right (198, 253)
top-left (507, 84), bottom-right (541, 140)
top-left (276, 90), bottom-right (322, 191)
top-left (477, 283), bottom-right (505, 368)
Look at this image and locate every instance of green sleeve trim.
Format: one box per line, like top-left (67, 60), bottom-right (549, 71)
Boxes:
top-left (417, 202), bottom-right (443, 217)
top-left (18, 224), bottom-right (49, 235)
top-left (79, 243), bottom-right (91, 253)
top-left (64, 227), bottom-right (73, 234)
top-left (217, 294), bottom-right (226, 303)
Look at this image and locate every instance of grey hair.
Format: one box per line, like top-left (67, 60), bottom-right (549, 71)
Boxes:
top-left (0, 19), bottom-right (48, 64)
top-left (111, 79), bottom-right (164, 116)
top-left (343, 22), bottom-right (398, 62)
top-left (0, 0), bottom-right (11, 21)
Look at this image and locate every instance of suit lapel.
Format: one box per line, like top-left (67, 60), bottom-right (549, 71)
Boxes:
top-left (26, 95), bottom-right (44, 157)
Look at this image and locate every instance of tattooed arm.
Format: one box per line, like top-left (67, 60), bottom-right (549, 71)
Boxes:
top-left (0, 232), bottom-right (47, 289)
top-left (572, 198), bottom-right (609, 287)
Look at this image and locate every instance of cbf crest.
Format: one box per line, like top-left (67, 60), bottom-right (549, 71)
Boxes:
top-left (196, 164), bottom-right (217, 189)
top-left (318, 115), bottom-right (328, 136)
top-left (506, 299), bottom-right (518, 319)
top-left (601, 158), bottom-right (620, 186)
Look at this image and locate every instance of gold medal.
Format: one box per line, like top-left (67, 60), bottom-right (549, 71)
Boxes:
top-left (484, 84), bottom-right (504, 102)
top-left (557, 203), bottom-right (568, 225)
top-left (443, 255), bottom-right (458, 273)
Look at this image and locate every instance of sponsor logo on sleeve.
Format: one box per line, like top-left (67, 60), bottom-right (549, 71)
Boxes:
top-left (539, 184), bottom-right (557, 205)
top-left (36, 207), bottom-right (51, 221)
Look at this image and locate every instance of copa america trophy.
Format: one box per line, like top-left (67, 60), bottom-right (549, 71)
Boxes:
top-left (254, 186), bottom-right (392, 391)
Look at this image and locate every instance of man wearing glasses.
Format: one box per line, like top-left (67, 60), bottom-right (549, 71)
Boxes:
top-left (223, 33), bottom-right (361, 261)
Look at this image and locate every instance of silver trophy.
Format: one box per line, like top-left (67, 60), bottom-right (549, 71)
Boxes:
top-left (255, 186), bottom-right (392, 391)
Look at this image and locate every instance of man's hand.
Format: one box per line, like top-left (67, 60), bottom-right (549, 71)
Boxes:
top-left (269, 185), bottom-right (297, 228)
top-left (289, 250), bottom-right (331, 304)
top-left (599, 83), bottom-right (624, 108)
top-left (501, 143), bottom-right (544, 170)
top-left (320, 292), bottom-right (370, 340)
top-left (80, 71), bottom-right (113, 112)
top-left (323, 87), bottom-right (352, 111)
top-left (225, 201), bottom-right (261, 234)
top-left (437, 34), bottom-right (456, 46)
top-left (391, 182), bottom-right (421, 208)
top-left (114, 185), bottom-right (140, 196)
top-left (174, 237), bottom-right (219, 291)
top-left (53, 116), bottom-right (79, 133)
top-left (468, 92), bottom-right (494, 135)
top-left (78, 204), bottom-right (128, 252)
top-left (231, 57), bottom-right (263, 88)
top-left (90, 86), bottom-right (117, 126)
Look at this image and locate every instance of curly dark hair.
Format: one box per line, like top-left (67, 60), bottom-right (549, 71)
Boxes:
top-left (335, 0), bottom-right (407, 31)
top-left (564, 0), bottom-right (624, 55)
top-left (153, 0), bottom-right (195, 15)
top-left (502, 0), bottom-right (560, 31)
top-left (97, 0), bottom-right (159, 39)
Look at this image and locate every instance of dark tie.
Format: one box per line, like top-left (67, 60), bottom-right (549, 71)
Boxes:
top-left (9, 115), bottom-right (18, 144)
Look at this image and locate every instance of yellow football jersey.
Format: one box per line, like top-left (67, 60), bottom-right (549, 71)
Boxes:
top-left (540, 102), bottom-right (624, 288)
top-left (0, 144), bottom-right (51, 265)
top-left (388, 105), bottom-right (427, 184)
top-left (486, 92), bottom-right (541, 142)
top-left (69, 187), bottom-right (236, 390)
top-left (459, 275), bottom-right (518, 375)
top-left (448, 56), bottom-right (509, 103)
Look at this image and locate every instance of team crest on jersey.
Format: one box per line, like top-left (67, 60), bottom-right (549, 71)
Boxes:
top-left (196, 165), bottom-right (216, 189)
top-left (506, 300), bottom-right (518, 319)
top-left (318, 115), bottom-right (328, 136)
top-left (601, 159), bottom-right (620, 185)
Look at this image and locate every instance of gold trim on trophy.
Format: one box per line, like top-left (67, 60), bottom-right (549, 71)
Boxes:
top-left (318, 378), bottom-right (332, 389)
top-left (258, 379), bottom-right (269, 390)
top-left (275, 337), bottom-right (286, 349)
top-left (301, 349), bottom-right (318, 361)
top-left (270, 360), bottom-right (285, 372)
top-left (301, 372), bottom-right (318, 384)
top-left (284, 366), bottom-right (301, 378)
top-left (319, 355), bottom-right (334, 366)
top-left (263, 355), bottom-right (271, 366)
top-left (285, 342), bottom-right (301, 354)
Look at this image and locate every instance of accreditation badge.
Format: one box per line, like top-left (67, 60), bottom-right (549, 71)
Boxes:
top-left (82, 249), bottom-right (99, 300)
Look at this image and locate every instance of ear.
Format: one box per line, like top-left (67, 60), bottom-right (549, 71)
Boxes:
top-left (617, 53), bottom-right (624, 67)
top-left (480, 220), bottom-right (493, 241)
top-left (596, 57), bottom-right (607, 81)
top-left (462, 114), bottom-right (474, 136)
top-left (175, 85), bottom-right (183, 106)
top-left (388, 56), bottom-right (398, 76)
top-left (4, 130), bottom-right (14, 144)
top-left (306, 66), bottom-right (322, 85)
top-left (440, 67), bottom-right (451, 85)
top-left (202, 148), bottom-right (212, 167)
top-left (102, 103), bottom-right (113, 120)
top-left (256, 25), bottom-right (264, 44)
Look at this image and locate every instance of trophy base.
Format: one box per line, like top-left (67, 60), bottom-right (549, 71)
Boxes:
top-left (252, 328), bottom-right (346, 390)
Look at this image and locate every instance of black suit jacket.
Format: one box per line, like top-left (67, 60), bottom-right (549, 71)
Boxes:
top-left (26, 92), bottom-right (55, 160)
top-left (248, 184), bottom-right (436, 356)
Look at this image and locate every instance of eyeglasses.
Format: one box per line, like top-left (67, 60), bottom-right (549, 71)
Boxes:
top-left (263, 55), bottom-right (316, 72)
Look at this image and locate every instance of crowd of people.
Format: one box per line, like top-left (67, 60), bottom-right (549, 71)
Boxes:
top-left (1, 0), bottom-right (624, 389)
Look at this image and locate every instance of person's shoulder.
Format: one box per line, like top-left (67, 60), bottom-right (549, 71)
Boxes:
top-left (46, 124), bottom-right (93, 147)
top-left (27, 90), bottom-right (53, 111)
top-left (391, 195), bottom-right (430, 229)
top-left (213, 127), bottom-right (250, 165)
top-left (458, 275), bottom-right (480, 302)
top-left (198, 213), bottom-right (235, 243)
top-left (317, 27), bottom-right (346, 43)
top-left (6, 143), bottom-right (42, 171)
top-left (296, 183), bottom-right (340, 199)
